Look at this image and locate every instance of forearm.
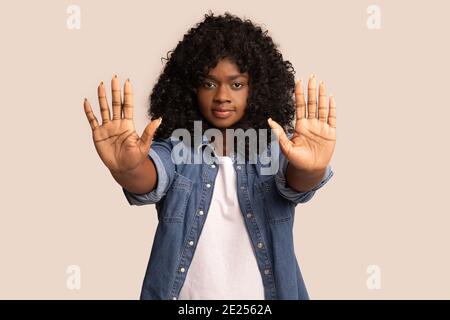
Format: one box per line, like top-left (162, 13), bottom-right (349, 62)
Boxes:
top-left (110, 157), bottom-right (158, 194)
top-left (286, 163), bottom-right (326, 192)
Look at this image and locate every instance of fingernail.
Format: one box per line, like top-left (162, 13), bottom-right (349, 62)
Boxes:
top-left (126, 78), bottom-right (130, 82)
top-left (310, 73), bottom-right (315, 79)
top-left (320, 80), bottom-right (324, 85)
top-left (159, 117), bottom-right (163, 124)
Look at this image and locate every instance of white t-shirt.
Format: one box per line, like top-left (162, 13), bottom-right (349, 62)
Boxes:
top-left (178, 155), bottom-right (265, 300)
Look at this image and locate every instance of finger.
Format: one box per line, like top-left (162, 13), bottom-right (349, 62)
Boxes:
top-left (111, 74), bottom-right (122, 121)
top-left (294, 78), bottom-right (306, 121)
top-left (307, 74), bottom-right (317, 119)
top-left (83, 98), bottom-right (99, 130)
top-left (97, 81), bottom-right (111, 124)
top-left (318, 80), bottom-right (328, 122)
top-left (328, 95), bottom-right (336, 128)
top-left (141, 117), bottom-right (163, 147)
top-left (123, 78), bottom-right (134, 120)
top-left (267, 118), bottom-right (293, 157)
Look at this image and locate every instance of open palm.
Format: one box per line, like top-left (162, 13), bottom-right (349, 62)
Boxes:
top-left (83, 75), bottom-right (161, 173)
top-left (268, 74), bottom-right (336, 172)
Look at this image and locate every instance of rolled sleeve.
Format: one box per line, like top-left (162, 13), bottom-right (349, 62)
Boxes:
top-left (122, 139), bottom-right (175, 206)
top-left (275, 152), bottom-right (334, 205)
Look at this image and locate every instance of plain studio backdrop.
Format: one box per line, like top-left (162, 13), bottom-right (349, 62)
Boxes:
top-left (0, 0), bottom-right (449, 299)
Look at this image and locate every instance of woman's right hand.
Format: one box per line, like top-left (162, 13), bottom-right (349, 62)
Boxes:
top-left (83, 75), bottom-right (162, 174)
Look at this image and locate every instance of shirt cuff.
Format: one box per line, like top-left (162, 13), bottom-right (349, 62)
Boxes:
top-left (122, 148), bottom-right (169, 206)
top-left (275, 154), bottom-right (334, 204)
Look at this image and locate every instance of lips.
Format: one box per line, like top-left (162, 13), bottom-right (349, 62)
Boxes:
top-left (212, 107), bottom-right (234, 119)
top-left (212, 105), bottom-right (234, 112)
top-left (213, 108), bottom-right (232, 112)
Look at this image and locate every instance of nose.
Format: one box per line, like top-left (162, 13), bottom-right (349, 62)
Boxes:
top-left (213, 84), bottom-right (231, 103)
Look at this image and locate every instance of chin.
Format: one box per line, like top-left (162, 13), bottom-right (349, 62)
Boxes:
top-left (209, 120), bottom-right (234, 129)
top-left (205, 116), bottom-right (236, 129)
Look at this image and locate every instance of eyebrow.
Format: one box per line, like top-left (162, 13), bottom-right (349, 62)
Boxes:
top-left (205, 74), bottom-right (248, 81)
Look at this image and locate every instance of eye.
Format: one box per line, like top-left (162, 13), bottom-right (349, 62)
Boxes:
top-left (202, 81), bottom-right (216, 89)
top-left (232, 82), bottom-right (243, 89)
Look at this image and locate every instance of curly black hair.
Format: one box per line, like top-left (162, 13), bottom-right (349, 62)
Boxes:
top-left (148, 11), bottom-right (296, 150)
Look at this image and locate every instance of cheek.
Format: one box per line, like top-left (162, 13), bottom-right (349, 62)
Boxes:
top-left (197, 94), bottom-right (210, 112)
top-left (240, 88), bottom-right (249, 102)
top-left (237, 92), bottom-right (249, 113)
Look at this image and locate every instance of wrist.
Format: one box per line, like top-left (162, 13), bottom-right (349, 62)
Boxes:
top-left (287, 162), bottom-right (327, 177)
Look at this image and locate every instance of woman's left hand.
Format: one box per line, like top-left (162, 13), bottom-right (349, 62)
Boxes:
top-left (268, 74), bottom-right (336, 172)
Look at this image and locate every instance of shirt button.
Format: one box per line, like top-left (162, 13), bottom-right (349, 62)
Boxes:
top-left (237, 165), bottom-right (241, 170)
top-left (246, 213), bottom-right (252, 218)
top-left (172, 297), bottom-right (178, 300)
top-left (188, 240), bottom-right (194, 246)
top-left (180, 267), bottom-right (186, 273)
top-left (211, 164), bottom-right (216, 168)
top-left (198, 210), bottom-right (204, 216)
top-left (206, 183), bottom-right (211, 188)
top-left (257, 242), bottom-right (264, 249)
top-left (240, 186), bottom-right (246, 190)
top-left (264, 269), bottom-right (270, 275)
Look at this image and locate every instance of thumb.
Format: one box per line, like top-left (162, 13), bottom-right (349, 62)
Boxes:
top-left (141, 117), bottom-right (163, 148)
top-left (267, 118), bottom-right (292, 157)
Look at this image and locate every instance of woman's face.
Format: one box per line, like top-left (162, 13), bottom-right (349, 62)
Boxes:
top-left (196, 58), bottom-right (250, 130)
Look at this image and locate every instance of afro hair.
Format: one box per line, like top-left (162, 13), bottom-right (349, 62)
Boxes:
top-left (149, 11), bottom-right (297, 151)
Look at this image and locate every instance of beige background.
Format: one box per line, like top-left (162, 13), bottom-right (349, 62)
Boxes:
top-left (0, 0), bottom-right (449, 299)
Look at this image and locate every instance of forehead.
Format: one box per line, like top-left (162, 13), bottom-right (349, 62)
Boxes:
top-left (206, 58), bottom-right (249, 79)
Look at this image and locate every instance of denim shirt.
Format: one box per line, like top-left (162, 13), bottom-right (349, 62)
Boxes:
top-left (122, 134), bottom-right (334, 300)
